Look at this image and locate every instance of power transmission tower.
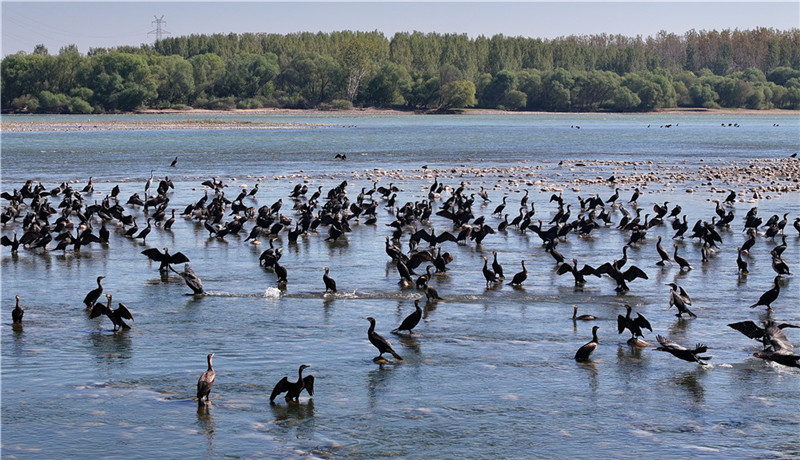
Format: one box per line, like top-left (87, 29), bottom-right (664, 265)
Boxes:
top-left (148, 15), bottom-right (170, 43)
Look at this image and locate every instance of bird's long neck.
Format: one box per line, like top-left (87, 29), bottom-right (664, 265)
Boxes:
top-left (298, 367), bottom-right (305, 380)
top-left (207, 356), bottom-right (214, 371)
top-left (592, 328), bottom-right (599, 343)
top-left (368, 321), bottom-right (375, 334)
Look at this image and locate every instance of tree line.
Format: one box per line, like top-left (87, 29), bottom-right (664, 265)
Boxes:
top-left (2, 28), bottom-right (799, 114)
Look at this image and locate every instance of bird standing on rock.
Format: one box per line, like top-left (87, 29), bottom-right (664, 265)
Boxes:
top-left (365, 317), bottom-right (403, 362)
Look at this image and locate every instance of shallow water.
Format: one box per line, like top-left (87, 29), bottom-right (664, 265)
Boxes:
top-left (2, 113), bottom-right (799, 459)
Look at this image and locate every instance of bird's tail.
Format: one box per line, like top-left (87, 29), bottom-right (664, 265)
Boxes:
top-left (391, 350), bottom-right (403, 361)
top-left (688, 309), bottom-right (697, 318)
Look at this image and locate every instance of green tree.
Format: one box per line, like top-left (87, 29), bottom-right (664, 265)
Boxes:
top-left (440, 80), bottom-right (477, 109)
top-left (363, 62), bottom-right (411, 107)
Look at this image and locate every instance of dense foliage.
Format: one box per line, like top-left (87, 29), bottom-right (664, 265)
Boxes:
top-left (3, 28), bottom-right (799, 113)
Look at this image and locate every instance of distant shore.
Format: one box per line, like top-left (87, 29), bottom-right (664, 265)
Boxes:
top-left (1, 106), bottom-right (795, 133)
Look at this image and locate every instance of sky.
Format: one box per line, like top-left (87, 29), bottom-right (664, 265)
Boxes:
top-left (2, 1), bottom-right (798, 57)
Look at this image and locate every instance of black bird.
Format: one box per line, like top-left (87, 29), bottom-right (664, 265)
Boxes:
top-left (557, 258), bottom-right (600, 286)
top-left (617, 304), bottom-right (652, 344)
top-left (509, 260), bottom-right (528, 286)
top-left (672, 244), bottom-right (692, 270)
top-left (482, 256), bottom-right (498, 287)
top-left (575, 326), bottom-right (599, 362)
top-left (749, 275), bottom-right (781, 311)
top-left (141, 247), bottom-right (190, 272)
top-left (197, 353), bottom-right (216, 406)
top-left (89, 294), bottom-right (133, 331)
top-left (323, 266), bottom-right (337, 293)
top-left (572, 305), bottom-right (596, 321)
top-left (595, 261), bottom-right (648, 292)
top-left (12, 295), bottom-right (24, 324)
top-left (655, 335), bottom-right (711, 365)
top-left (735, 246), bottom-right (749, 275)
top-left (365, 317), bottom-right (403, 361)
top-left (170, 264), bottom-right (204, 294)
top-left (393, 299), bottom-right (423, 335)
top-left (729, 320), bottom-right (799, 353)
top-left (424, 281), bottom-right (442, 301)
top-left (655, 236), bottom-right (671, 266)
top-left (170, 156), bottom-right (178, 167)
top-left (270, 364), bottom-right (314, 403)
top-left (666, 283), bottom-right (696, 318)
top-left (83, 275), bottom-right (105, 309)
top-left (492, 251), bottom-right (504, 279)
top-left (134, 218), bottom-right (152, 243)
top-left (1, 230), bottom-right (20, 253)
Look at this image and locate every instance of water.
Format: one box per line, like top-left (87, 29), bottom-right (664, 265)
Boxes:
top-left (2, 112), bottom-right (799, 459)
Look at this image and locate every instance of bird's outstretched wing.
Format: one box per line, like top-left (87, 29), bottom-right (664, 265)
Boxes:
top-left (170, 252), bottom-right (190, 264)
top-left (728, 321), bottom-right (764, 340)
top-left (556, 263), bottom-right (572, 276)
top-left (617, 315), bottom-right (626, 334)
top-left (303, 375), bottom-right (315, 396)
top-left (88, 303), bottom-right (105, 319)
top-left (141, 248), bottom-right (166, 262)
top-left (579, 264), bottom-right (600, 277)
top-left (623, 265), bottom-right (648, 281)
top-left (635, 313), bottom-right (652, 332)
top-left (270, 377), bottom-right (290, 402)
top-left (116, 303), bottom-right (134, 321)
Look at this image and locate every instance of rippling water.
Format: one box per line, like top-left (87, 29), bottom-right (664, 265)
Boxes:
top-left (2, 113), bottom-right (799, 459)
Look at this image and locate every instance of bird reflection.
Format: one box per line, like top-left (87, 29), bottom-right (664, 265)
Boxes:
top-left (366, 366), bottom-right (394, 409)
top-left (270, 398), bottom-right (315, 421)
top-left (668, 317), bottom-right (691, 334)
top-left (670, 371), bottom-right (705, 404)
top-left (196, 404), bottom-right (216, 448)
top-left (577, 361), bottom-right (599, 394)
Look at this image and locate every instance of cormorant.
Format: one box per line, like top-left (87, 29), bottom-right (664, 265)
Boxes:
top-left (134, 218), bottom-right (152, 243)
top-left (655, 236), bottom-right (671, 265)
top-left (365, 317), bottom-right (403, 361)
top-left (393, 299), bottom-right (423, 335)
top-left (749, 275), bottom-right (781, 311)
top-left (509, 260), bottom-right (527, 286)
top-left (170, 156), bottom-right (178, 167)
top-left (492, 251), bottom-right (504, 279)
top-left (667, 283), bottom-right (696, 318)
top-left (83, 275), bottom-right (105, 309)
top-left (1, 230), bottom-right (20, 253)
top-left (482, 256), bottom-right (498, 286)
top-left (575, 326), bottom-right (599, 362)
top-left (323, 266), bottom-right (337, 293)
top-left (672, 244), bottom-right (692, 270)
top-left (424, 281), bottom-right (442, 301)
top-left (655, 335), bottom-right (711, 365)
top-left (492, 196), bottom-right (507, 215)
top-left (270, 364), bottom-right (314, 403)
top-left (736, 247), bottom-right (749, 274)
top-left (197, 353), bottom-right (216, 406)
top-left (141, 247), bottom-right (190, 272)
top-left (572, 305), bottom-right (596, 321)
top-left (89, 294), bottom-right (133, 331)
top-left (729, 320), bottom-right (798, 354)
top-left (170, 264), bottom-right (204, 294)
top-left (595, 261), bottom-right (648, 292)
top-left (557, 258), bottom-right (600, 286)
top-left (12, 295), bottom-right (24, 324)
top-left (617, 304), bottom-right (652, 344)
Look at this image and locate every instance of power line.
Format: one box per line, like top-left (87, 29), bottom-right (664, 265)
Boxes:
top-left (148, 15), bottom-right (170, 43)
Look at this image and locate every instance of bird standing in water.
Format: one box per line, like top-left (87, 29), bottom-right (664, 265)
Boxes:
top-left (89, 294), bottom-right (133, 331)
top-left (323, 267), bottom-right (337, 293)
top-left (666, 283), bottom-right (696, 318)
top-left (270, 364), bottom-right (314, 403)
top-left (365, 317), bottom-right (403, 362)
top-left (393, 300), bottom-right (423, 335)
top-left (197, 353), bottom-right (216, 406)
top-left (170, 264), bottom-right (204, 294)
top-left (83, 276), bottom-right (105, 309)
top-left (617, 304), bottom-right (652, 345)
top-left (575, 326), bottom-right (599, 361)
top-left (12, 295), bottom-right (24, 324)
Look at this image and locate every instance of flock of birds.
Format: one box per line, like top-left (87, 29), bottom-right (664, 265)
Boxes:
top-left (3, 160), bottom-right (799, 407)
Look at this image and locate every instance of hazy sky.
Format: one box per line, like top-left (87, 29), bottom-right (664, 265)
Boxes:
top-left (2, 1), bottom-right (798, 56)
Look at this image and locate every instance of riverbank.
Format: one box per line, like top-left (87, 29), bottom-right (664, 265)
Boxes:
top-left (2, 106), bottom-right (794, 133)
